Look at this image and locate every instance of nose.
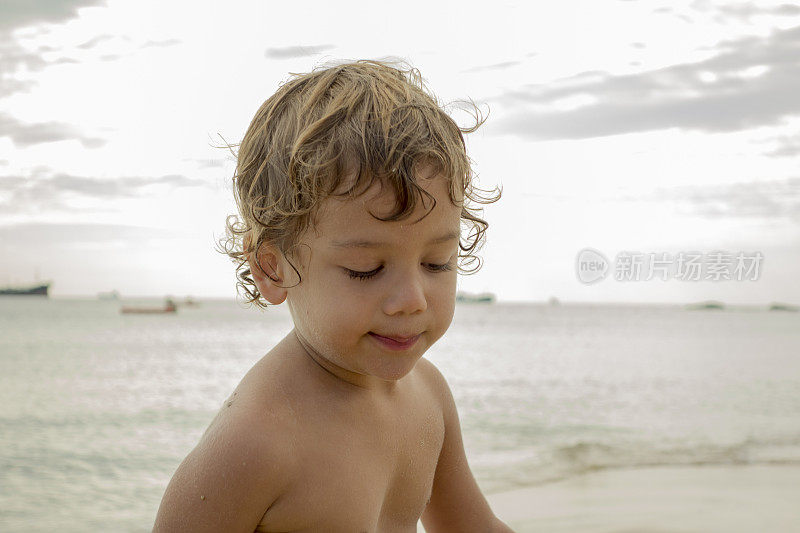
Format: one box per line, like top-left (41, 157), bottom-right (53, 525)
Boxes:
top-left (382, 267), bottom-right (428, 316)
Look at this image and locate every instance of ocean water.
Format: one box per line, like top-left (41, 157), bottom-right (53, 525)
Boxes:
top-left (1, 298), bottom-right (799, 532)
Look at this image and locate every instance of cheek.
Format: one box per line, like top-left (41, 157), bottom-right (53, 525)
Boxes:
top-left (313, 277), bottom-right (373, 329)
top-left (440, 268), bottom-right (458, 294)
top-left (434, 274), bottom-right (457, 316)
top-left (443, 287), bottom-right (457, 321)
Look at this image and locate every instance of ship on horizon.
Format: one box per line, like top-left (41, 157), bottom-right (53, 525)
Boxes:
top-left (455, 291), bottom-right (495, 304)
top-left (0, 282), bottom-right (50, 296)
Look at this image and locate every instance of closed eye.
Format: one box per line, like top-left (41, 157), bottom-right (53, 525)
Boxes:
top-left (346, 266), bottom-right (383, 281)
top-left (345, 262), bottom-right (453, 282)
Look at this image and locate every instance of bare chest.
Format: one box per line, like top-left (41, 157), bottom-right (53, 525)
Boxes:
top-left (256, 394), bottom-right (444, 532)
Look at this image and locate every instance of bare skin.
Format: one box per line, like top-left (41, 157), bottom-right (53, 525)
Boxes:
top-left (154, 331), bottom-right (445, 532)
top-left (153, 173), bottom-right (513, 532)
top-left (255, 332), bottom-right (444, 532)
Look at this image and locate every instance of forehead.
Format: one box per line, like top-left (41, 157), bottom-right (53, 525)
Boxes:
top-left (310, 175), bottom-right (461, 244)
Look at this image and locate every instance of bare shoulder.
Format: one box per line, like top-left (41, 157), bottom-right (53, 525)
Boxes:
top-left (414, 356), bottom-right (451, 403)
top-left (152, 360), bottom-right (300, 532)
top-left (413, 357), bottom-right (459, 430)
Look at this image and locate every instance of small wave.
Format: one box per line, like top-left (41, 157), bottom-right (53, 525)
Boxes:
top-left (472, 435), bottom-right (800, 493)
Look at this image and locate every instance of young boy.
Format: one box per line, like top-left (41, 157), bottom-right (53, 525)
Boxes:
top-left (153, 59), bottom-right (510, 532)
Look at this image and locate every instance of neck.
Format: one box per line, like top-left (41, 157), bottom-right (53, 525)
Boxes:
top-left (287, 329), bottom-right (401, 396)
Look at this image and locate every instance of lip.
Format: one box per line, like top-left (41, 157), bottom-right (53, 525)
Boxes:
top-left (368, 332), bottom-right (421, 351)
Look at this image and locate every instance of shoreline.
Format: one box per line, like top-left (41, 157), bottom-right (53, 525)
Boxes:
top-left (479, 464), bottom-right (800, 532)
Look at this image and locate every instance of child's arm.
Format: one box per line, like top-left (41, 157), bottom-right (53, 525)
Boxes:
top-left (420, 360), bottom-right (515, 533)
top-left (152, 407), bottom-right (292, 532)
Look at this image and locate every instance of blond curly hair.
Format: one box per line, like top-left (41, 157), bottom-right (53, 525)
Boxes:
top-left (219, 58), bottom-right (501, 307)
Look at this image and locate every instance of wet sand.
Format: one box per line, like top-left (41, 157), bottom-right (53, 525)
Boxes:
top-left (480, 464), bottom-right (800, 532)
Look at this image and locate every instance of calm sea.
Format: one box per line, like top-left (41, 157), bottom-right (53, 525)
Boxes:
top-left (1, 298), bottom-right (799, 531)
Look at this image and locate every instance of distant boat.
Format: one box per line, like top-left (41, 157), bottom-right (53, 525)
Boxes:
top-left (686, 300), bottom-right (725, 310)
top-left (120, 298), bottom-right (177, 314)
top-left (0, 283), bottom-right (50, 297)
top-left (98, 290), bottom-right (120, 300)
top-left (548, 296), bottom-right (560, 306)
top-left (768, 302), bottom-right (799, 312)
top-left (456, 291), bottom-right (495, 304)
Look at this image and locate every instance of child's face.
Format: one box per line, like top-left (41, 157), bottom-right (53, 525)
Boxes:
top-left (275, 170), bottom-right (461, 389)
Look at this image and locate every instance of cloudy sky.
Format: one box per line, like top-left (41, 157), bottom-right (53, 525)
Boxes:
top-left (1, 0), bottom-right (798, 305)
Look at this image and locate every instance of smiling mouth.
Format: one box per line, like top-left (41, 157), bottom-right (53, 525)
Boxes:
top-left (368, 332), bottom-right (421, 343)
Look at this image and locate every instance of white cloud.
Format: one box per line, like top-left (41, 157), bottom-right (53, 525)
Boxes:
top-left (490, 25), bottom-right (800, 140)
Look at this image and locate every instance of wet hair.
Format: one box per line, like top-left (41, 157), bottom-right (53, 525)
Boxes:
top-left (218, 58), bottom-right (501, 308)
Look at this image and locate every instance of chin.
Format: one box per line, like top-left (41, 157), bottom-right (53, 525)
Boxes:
top-left (370, 354), bottom-right (424, 382)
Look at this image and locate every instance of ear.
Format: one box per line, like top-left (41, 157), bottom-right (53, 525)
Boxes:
top-left (248, 242), bottom-right (289, 305)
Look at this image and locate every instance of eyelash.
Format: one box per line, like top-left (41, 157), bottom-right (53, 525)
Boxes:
top-left (346, 263), bottom-right (453, 281)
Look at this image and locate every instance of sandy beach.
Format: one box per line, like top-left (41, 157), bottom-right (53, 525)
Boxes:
top-left (477, 464), bottom-right (800, 533)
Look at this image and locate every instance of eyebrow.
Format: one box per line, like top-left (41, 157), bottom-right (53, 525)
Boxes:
top-left (330, 229), bottom-right (460, 249)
